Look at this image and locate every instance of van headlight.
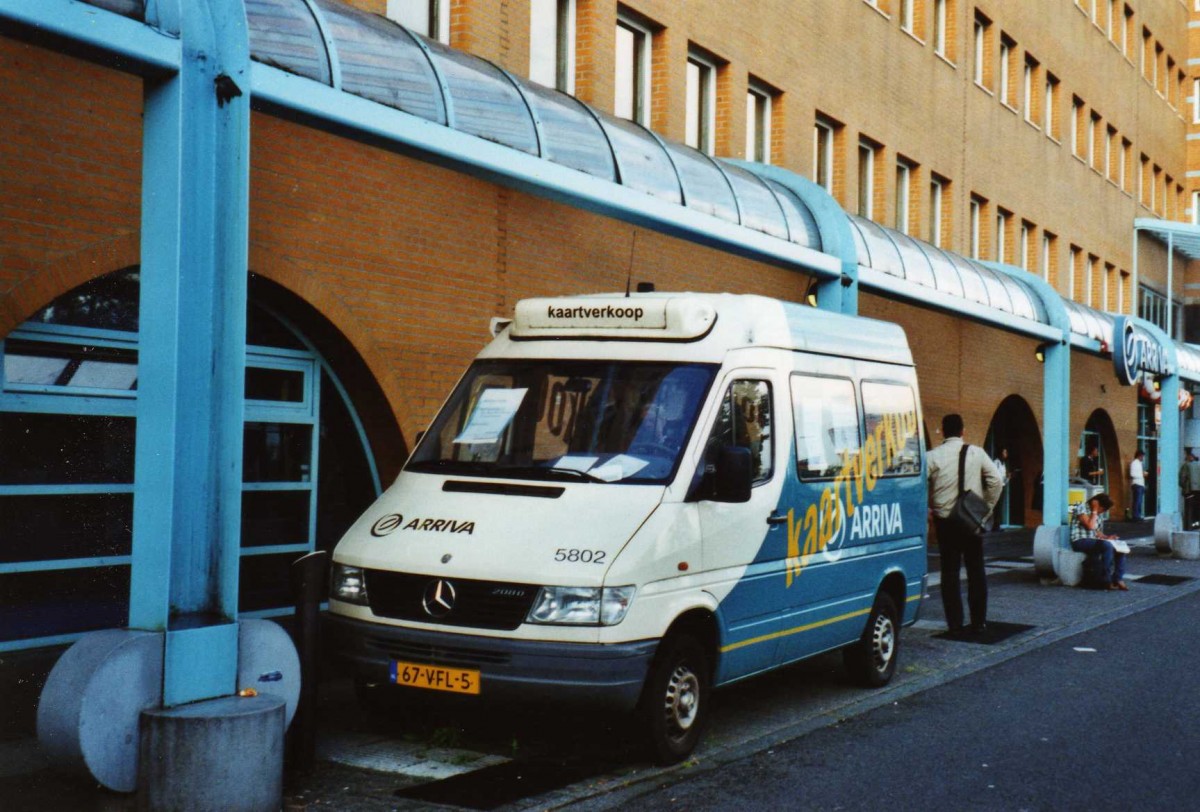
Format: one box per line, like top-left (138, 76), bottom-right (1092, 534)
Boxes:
top-left (526, 585), bottom-right (636, 626)
top-left (330, 563), bottom-right (369, 605)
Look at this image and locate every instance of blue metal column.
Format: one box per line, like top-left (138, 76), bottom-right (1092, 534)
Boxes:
top-left (1139, 320), bottom-right (1181, 529)
top-left (728, 161), bottom-right (858, 315)
top-left (130, 0), bottom-right (251, 706)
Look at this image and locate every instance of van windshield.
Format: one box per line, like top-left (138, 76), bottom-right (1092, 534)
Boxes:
top-left (407, 360), bottom-right (718, 484)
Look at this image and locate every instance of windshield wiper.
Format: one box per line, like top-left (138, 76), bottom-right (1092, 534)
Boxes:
top-left (493, 464), bottom-right (608, 483)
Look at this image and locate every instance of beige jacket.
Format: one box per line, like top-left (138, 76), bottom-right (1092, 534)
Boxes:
top-left (927, 437), bottom-right (1005, 519)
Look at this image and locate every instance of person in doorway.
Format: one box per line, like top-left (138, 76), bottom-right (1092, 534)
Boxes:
top-left (992, 448), bottom-right (1011, 530)
top-left (1070, 492), bottom-right (1128, 590)
top-left (927, 414), bottom-right (1004, 636)
top-left (1079, 444), bottom-right (1104, 486)
top-left (1129, 449), bottom-right (1146, 522)
top-left (1180, 450), bottom-right (1200, 529)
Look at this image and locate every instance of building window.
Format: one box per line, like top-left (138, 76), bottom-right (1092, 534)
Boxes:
top-left (858, 138), bottom-right (879, 219)
top-left (615, 14), bottom-right (653, 125)
top-left (1104, 125), bottom-right (1115, 180)
top-left (814, 116), bottom-right (840, 193)
top-left (899, 0), bottom-right (915, 34)
top-left (1043, 231), bottom-right (1057, 286)
top-left (530, 0), bottom-right (576, 92)
top-left (998, 37), bottom-right (1011, 106)
top-left (1069, 245), bottom-right (1081, 299)
top-left (973, 12), bottom-right (990, 87)
top-left (1044, 73), bottom-right (1059, 138)
top-left (685, 49), bottom-right (717, 154)
top-left (1193, 78), bottom-right (1199, 124)
top-left (1192, 191), bottom-right (1200, 225)
top-left (1088, 112), bottom-right (1100, 168)
top-left (386, 0), bottom-right (450, 42)
top-left (933, 0), bottom-right (949, 58)
top-left (929, 174), bottom-right (947, 246)
top-left (1085, 254), bottom-right (1097, 308)
top-left (995, 208), bottom-right (1010, 263)
top-left (1071, 97), bottom-right (1083, 157)
top-left (1120, 138), bottom-right (1131, 190)
top-left (969, 195), bottom-right (985, 259)
top-left (1020, 221), bottom-right (1033, 270)
top-left (1139, 154), bottom-right (1149, 205)
top-left (895, 158), bottom-right (915, 234)
top-left (1023, 55), bottom-right (1039, 124)
top-left (746, 82), bottom-right (773, 163)
top-left (1140, 284), bottom-right (1180, 339)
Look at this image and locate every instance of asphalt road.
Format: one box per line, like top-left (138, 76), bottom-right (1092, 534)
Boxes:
top-left (619, 590), bottom-right (1200, 811)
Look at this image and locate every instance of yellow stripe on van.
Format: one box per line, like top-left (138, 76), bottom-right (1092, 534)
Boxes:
top-left (906, 593), bottom-right (921, 602)
top-left (720, 607), bottom-right (871, 653)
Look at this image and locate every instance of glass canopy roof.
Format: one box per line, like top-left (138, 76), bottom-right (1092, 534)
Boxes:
top-left (81, 0), bottom-right (1200, 377)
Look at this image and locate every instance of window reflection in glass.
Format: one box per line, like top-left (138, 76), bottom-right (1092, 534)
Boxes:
top-left (243, 423), bottom-right (313, 482)
top-left (703, 380), bottom-right (773, 485)
top-left (791, 375), bottom-right (861, 480)
top-left (245, 367), bottom-right (305, 402)
top-left (4, 340), bottom-right (137, 391)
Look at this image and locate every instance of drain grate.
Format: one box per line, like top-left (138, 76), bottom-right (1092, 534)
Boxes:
top-left (393, 757), bottom-right (621, 810)
top-left (933, 621), bottom-right (1035, 645)
top-left (1132, 574), bottom-right (1195, 586)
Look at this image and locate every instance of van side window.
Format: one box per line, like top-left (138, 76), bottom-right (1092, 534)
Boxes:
top-left (790, 375), bottom-right (860, 480)
top-left (861, 382), bottom-right (922, 477)
top-left (704, 380), bottom-right (773, 484)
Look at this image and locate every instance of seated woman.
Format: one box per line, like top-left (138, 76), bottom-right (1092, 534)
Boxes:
top-left (1069, 492), bottom-right (1128, 590)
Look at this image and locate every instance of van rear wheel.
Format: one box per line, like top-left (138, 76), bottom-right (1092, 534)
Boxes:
top-left (638, 633), bottom-right (710, 765)
top-left (843, 592), bottom-right (899, 687)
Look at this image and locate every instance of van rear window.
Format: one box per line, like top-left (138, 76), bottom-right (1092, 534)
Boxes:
top-left (790, 375), bottom-right (860, 480)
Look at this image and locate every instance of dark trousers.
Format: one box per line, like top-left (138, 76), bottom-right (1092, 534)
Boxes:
top-left (935, 517), bottom-right (987, 629)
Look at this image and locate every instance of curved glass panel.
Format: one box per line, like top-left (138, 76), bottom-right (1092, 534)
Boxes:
top-left (966, 260), bottom-right (1014, 312)
top-left (945, 252), bottom-right (991, 306)
top-left (513, 79), bottom-right (616, 180)
top-left (997, 273), bottom-right (1043, 322)
top-left (247, 0), bottom-right (332, 85)
top-left (885, 230), bottom-right (936, 288)
top-left (313, 0), bottom-right (445, 123)
top-left (719, 163), bottom-right (788, 239)
top-left (592, 112), bottom-right (681, 204)
top-left (848, 218), bottom-right (871, 266)
top-left (660, 143), bottom-right (738, 223)
top-left (920, 244), bottom-right (965, 298)
top-left (764, 181), bottom-right (822, 250)
top-left (850, 216), bottom-right (904, 278)
top-left (423, 39), bottom-right (538, 154)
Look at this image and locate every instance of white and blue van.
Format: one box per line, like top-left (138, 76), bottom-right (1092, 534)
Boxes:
top-left (327, 292), bottom-right (927, 763)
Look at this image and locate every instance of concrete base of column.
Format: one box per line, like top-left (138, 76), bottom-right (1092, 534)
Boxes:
top-left (1155, 512), bottom-right (1181, 554)
top-left (138, 695), bottom-right (285, 812)
top-left (1033, 524), bottom-right (1068, 577)
top-left (1170, 530), bottom-right (1200, 560)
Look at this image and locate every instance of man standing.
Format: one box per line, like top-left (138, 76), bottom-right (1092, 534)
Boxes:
top-left (1129, 450), bottom-right (1146, 522)
top-left (1079, 444), bottom-right (1104, 487)
top-left (927, 414), bottom-right (1004, 636)
top-left (1180, 450), bottom-right (1200, 528)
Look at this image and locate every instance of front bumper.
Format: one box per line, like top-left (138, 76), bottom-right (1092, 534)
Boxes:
top-left (324, 613), bottom-right (658, 712)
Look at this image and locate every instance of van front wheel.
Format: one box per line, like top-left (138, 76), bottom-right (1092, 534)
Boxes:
top-left (638, 633), bottom-right (710, 765)
top-left (843, 592), bottom-right (899, 687)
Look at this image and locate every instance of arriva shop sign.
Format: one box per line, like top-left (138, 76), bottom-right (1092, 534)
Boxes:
top-left (1112, 315), bottom-right (1169, 386)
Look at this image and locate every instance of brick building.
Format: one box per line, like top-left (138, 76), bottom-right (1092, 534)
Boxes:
top-left (3, 0), bottom-right (1200, 658)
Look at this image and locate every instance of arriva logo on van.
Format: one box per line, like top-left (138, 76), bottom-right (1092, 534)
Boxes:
top-left (371, 513), bottom-right (476, 537)
top-left (783, 409), bottom-right (917, 587)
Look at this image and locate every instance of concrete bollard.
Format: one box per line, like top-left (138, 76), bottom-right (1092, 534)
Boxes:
top-left (1170, 530), bottom-right (1200, 560)
top-left (138, 695), bottom-right (285, 812)
top-left (1054, 549), bottom-right (1087, 587)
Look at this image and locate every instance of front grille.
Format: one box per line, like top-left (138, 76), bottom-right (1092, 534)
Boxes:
top-left (365, 570), bottom-right (538, 631)
top-left (362, 634), bottom-right (512, 667)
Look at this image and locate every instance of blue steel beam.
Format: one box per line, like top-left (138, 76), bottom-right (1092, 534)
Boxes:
top-left (1135, 318), bottom-right (1181, 518)
top-left (249, 63), bottom-right (843, 283)
top-left (0, 0), bottom-right (179, 76)
top-left (129, 0), bottom-right (251, 707)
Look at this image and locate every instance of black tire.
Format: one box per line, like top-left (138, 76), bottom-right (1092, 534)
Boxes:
top-left (637, 633), bottom-right (711, 765)
top-left (843, 592), bottom-right (900, 688)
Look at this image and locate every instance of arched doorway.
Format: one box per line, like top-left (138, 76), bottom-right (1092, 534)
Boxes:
top-left (0, 268), bottom-right (397, 650)
top-left (1081, 408), bottom-right (1122, 511)
top-left (985, 395), bottom-right (1042, 527)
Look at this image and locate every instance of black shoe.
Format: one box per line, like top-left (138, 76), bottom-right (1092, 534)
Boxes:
top-left (968, 622), bottom-right (988, 637)
top-left (946, 624), bottom-right (964, 638)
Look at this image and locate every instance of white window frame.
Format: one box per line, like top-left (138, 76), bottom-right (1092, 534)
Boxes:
top-left (1023, 60), bottom-right (1034, 122)
top-left (746, 83), bottom-right (772, 163)
top-left (1044, 75), bottom-right (1056, 135)
top-left (685, 49), bottom-right (718, 154)
top-left (973, 18), bottom-right (985, 85)
top-left (934, 0), bottom-right (948, 57)
top-left (1020, 222), bottom-right (1031, 270)
top-left (1068, 246), bottom-right (1079, 299)
top-left (995, 209), bottom-right (1009, 262)
top-left (529, 0), bottom-right (577, 93)
top-left (895, 159), bottom-right (913, 234)
top-left (999, 41), bottom-right (1010, 104)
top-left (1192, 191), bottom-right (1200, 226)
top-left (970, 197), bottom-right (982, 259)
top-left (858, 140), bottom-right (875, 219)
top-left (1193, 78), bottom-right (1200, 124)
top-left (386, 0), bottom-right (451, 42)
top-left (615, 14), bottom-right (653, 125)
top-left (1085, 256), bottom-right (1096, 308)
top-left (1071, 99), bottom-right (1081, 155)
top-left (900, 0), bottom-right (915, 33)
top-left (814, 118), bottom-right (835, 191)
top-left (929, 176), bottom-right (945, 247)
top-left (1087, 112), bottom-right (1098, 167)
top-left (1041, 233), bottom-right (1052, 282)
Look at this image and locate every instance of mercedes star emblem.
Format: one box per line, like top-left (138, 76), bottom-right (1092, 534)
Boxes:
top-left (421, 579), bottom-right (456, 618)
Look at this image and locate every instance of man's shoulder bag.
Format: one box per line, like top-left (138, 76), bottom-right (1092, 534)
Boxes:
top-left (947, 444), bottom-right (989, 535)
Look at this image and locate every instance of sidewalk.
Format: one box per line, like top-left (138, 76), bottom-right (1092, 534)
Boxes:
top-left (3, 519), bottom-right (1198, 811)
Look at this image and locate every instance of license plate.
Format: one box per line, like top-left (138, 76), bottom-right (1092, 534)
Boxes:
top-left (389, 660), bottom-right (481, 695)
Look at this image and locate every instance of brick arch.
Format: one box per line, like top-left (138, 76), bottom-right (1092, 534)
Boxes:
top-left (0, 233), bottom-right (140, 336)
top-left (247, 243), bottom-right (418, 466)
top-left (985, 394), bottom-right (1043, 527)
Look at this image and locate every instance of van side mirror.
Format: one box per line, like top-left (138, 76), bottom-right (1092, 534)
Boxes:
top-left (713, 447), bottom-right (753, 503)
